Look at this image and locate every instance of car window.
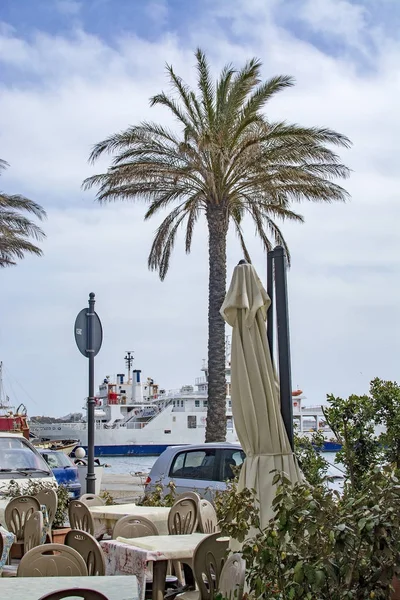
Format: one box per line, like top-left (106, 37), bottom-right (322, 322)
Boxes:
top-left (219, 448), bottom-right (246, 481)
top-left (42, 452), bottom-right (73, 469)
top-left (0, 437), bottom-right (50, 475)
top-left (42, 453), bottom-right (59, 469)
top-left (169, 449), bottom-right (217, 481)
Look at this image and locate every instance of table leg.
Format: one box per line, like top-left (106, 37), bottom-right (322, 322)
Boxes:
top-left (182, 562), bottom-right (195, 587)
top-left (152, 560), bottom-right (168, 600)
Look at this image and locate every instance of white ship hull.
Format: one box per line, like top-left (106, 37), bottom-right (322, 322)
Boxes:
top-left (30, 405), bottom-right (240, 455)
top-left (30, 352), bottom-right (339, 455)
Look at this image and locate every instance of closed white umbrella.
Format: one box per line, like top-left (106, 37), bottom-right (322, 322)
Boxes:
top-left (221, 262), bottom-right (302, 530)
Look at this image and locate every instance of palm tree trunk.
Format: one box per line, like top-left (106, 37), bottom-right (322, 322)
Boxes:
top-left (205, 204), bottom-right (229, 443)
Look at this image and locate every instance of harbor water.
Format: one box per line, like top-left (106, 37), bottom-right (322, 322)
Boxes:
top-left (101, 451), bottom-right (339, 475)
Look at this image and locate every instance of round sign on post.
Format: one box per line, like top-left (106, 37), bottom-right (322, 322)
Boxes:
top-left (74, 308), bottom-right (103, 357)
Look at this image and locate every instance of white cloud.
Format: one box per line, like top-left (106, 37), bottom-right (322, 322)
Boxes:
top-left (0, 0), bottom-right (399, 416)
top-left (298, 0), bottom-right (367, 43)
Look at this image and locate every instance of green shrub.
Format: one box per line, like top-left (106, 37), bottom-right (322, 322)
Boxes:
top-left (4, 479), bottom-right (70, 529)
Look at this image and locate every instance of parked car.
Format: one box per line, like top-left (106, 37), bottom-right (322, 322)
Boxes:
top-left (144, 443), bottom-right (245, 501)
top-left (0, 432), bottom-right (57, 520)
top-left (38, 449), bottom-right (81, 499)
top-left (144, 442), bottom-right (346, 501)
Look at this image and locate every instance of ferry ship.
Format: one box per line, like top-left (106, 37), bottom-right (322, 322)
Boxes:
top-left (29, 348), bottom-right (340, 456)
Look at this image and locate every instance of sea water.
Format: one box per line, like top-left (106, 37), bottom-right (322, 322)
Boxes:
top-left (102, 452), bottom-right (339, 475)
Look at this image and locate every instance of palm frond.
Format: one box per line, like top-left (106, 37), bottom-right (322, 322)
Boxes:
top-left (0, 194), bottom-right (46, 220)
top-left (85, 49), bottom-right (351, 278)
top-left (0, 210), bottom-right (46, 240)
top-left (0, 235), bottom-right (44, 267)
top-left (195, 48), bottom-right (215, 128)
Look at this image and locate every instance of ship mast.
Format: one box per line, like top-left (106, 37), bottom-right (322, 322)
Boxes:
top-left (0, 362), bottom-right (9, 410)
top-left (0, 362), bottom-right (3, 405)
top-left (124, 351), bottom-right (134, 384)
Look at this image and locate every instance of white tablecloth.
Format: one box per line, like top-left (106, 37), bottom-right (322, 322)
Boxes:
top-left (101, 533), bottom-right (210, 600)
top-left (0, 575), bottom-right (139, 599)
top-left (90, 504), bottom-right (171, 537)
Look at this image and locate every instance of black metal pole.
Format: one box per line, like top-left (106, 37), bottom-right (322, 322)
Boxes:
top-left (86, 292), bottom-right (96, 494)
top-left (274, 246), bottom-right (294, 449)
top-left (267, 250), bottom-right (275, 360)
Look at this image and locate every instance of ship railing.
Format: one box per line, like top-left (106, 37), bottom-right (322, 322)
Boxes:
top-left (301, 405), bottom-right (324, 414)
top-left (160, 389), bottom-right (207, 399)
top-left (50, 422), bottom-right (87, 429)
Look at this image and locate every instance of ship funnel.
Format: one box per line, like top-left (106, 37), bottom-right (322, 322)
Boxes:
top-left (117, 373), bottom-right (124, 385)
top-left (132, 369), bottom-right (143, 403)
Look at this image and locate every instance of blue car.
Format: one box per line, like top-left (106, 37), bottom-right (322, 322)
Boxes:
top-left (39, 449), bottom-right (81, 499)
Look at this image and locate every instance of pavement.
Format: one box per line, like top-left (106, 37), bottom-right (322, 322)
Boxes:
top-left (100, 471), bottom-right (147, 503)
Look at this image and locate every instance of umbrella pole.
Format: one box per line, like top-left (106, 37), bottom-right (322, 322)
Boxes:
top-left (273, 246), bottom-right (294, 449)
top-left (267, 250), bottom-right (274, 359)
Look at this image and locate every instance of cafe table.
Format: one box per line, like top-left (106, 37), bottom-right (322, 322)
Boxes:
top-left (0, 575), bottom-right (139, 600)
top-left (101, 532), bottom-right (210, 600)
top-left (89, 504), bottom-right (171, 537)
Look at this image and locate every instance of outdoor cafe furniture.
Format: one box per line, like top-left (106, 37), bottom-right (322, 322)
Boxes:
top-left (17, 543), bottom-right (88, 576)
top-left (167, 498), bottom-right (198, 535)
top-left (80, 494), bottom-right (105, 507)
top-left (112, 515), bottom-right (158, 539)
top-left (218, 553), bottom-right (246, 600)
top-left (197, 500), bottom-right (218, 534)
top-left (101, 532), bottom-right (211, 600)
top-left (89, 504), bottom-right (171, 538)
top-left (110, 516), bottom-right (179, 595)
top-left (3, 509), bottom-right (45, 577)
top-left (4, 495), bottom-right (41, 549)
top-left (34, 488), bottom-right (58, 539)
top-left (68, 501), bottom-right (95, 536)
top-left (38, 589), bottom-right (107, 600)
top-left (65, 530), bottom-right (106, 576)
top-left (0, 575), bottom-right (139, 600)
top-left (24, 510), bottom-right (44, 553)
top-left (1, 495), bottom-right (50, 552)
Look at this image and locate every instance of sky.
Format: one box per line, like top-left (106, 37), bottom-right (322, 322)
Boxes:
top-left (0, 0), bottom-right (399, 417)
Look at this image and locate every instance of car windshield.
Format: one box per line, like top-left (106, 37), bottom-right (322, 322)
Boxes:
top-left (41, 452), bottom-right (74, 469)
top-left (0, 437), bottom-right (51, 475)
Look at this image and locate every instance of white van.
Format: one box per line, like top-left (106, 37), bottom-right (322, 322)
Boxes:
top-left (0, 432), bottom-right (57, 523)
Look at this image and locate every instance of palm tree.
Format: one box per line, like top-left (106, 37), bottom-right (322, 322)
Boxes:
top-left (0, 160), bottom-right (46, 268)
top-left (83, 49), bottom-right (351, 442)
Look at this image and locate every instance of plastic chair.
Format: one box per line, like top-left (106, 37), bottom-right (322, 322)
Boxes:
top-left (34, 488), bottom-right (58, 529)
top-left (2, 511), bottom-right (44, 578)
top-left (112, 515), bottom-right (158, 539)
top-left (175, 492), bottom-right (201, 505)
top-left (38, 589), bottom-right (108, 600)
top-left (5, 495), bottom-right (41, 544)
top-left (168, 498), bottom-right (198, 535)
top-left (64, 529), bottom-right (105, 576)
top-left (198, 500), bottom-right (219, 534)
top-left (79, 494), bottom-right (105, 507)
top-left (24, 510), bottom-right (44, 553)
top-left (218, 553), bottom-right (246, 600)
top-left (110, 516), bottom-right (179, 593)
top-left (68, 501), bottom-right (95, 536)
top-left (167, 533), bottom-right (229, 600)
top-left (17, 543), bottom-right (88, 577)
top-left (192, 533), bottom-right (229, 600)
